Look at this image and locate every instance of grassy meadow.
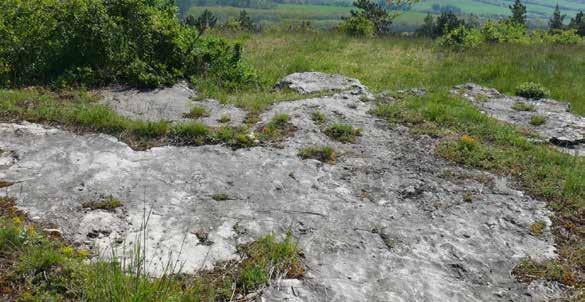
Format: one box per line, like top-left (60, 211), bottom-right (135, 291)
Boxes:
top-left (198, 32), bottom-right (585, 116)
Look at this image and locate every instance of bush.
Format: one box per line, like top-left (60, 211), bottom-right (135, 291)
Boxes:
top-left (339, 16), bottom-right (375, 37)
top-left (438, 26), bottom-right (483, 50)
top-left (515, 82), bottom-right (550, 99)
top-left (481, 20), bottom-right (528, 44)
top-left (0, 0), bottom-right (257, 89)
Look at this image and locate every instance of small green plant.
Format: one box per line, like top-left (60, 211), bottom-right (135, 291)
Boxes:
top-left (324, 123), bottom-right (362, 143)
top-left (311, 111), bottom-right (326, 124)
top-left (463, 192), bottom-right (474, 203)
top-left (82, 196), bottom-right (123, 211)
top-left (211, 193), bottom-right (229, 201)
top-left (217, 114), bottom-right (231, 123)
top-left (529, 115), bottom-right (547, 126)
top-left (184, 106), bottom-right (209, 119)
top-left (298, 146), bottom-right (337, 164)
top-left (270, 113), bottom-right (290, 128)
top-left (260, 114), bottom-right (292, 141)
top-left (511, 101), bottom-right (536, 112)
top-left (515, 82), bottom-right (550, 99)
top-left (529, 220), bottom-right (546, 236)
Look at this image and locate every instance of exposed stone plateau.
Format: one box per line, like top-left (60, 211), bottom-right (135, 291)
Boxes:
top-left (0, 73), bottom-right (569, 301)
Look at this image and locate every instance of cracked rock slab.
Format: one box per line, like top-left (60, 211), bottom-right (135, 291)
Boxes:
top-left (276, 72), bottom-right (369, 95)
top-left (98, 82), bottom-right (246, 126)
top-left (453, 83), bottom-right (585, 156)
top-left (0, 74), bottom-right (562, 301)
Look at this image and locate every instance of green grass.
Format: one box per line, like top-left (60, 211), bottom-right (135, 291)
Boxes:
top-left (184, 106), bottom-right (210, 119)
top-left (194, 32), bottom-right (585, 116)
top-left (0, 89), bottom-right (262, 149)
top-left (530, 115), bottom-right (547, 126)
top-left (298, 146), bottom-right (337, 164)
top-left (512, 101), bottom-right (537, 112)
top-left (324, 123), bottom-right (362, 143)
top-left (0, 198), bottom-right (304, 301)
top-left (310, 110), bottom-right (327, 124)
top-left (82, 196), bottom-right (123, 211)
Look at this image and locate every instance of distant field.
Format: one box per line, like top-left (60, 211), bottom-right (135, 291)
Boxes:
top-left (187, 4), bottom-right (426, 31)
top-left (187, 1), bottom-right (585, 30)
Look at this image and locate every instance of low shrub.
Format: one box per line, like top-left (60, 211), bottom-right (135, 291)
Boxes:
top-left (0, 0), bottom-right (258, 89)
top-left (515, 82), bottom-right (549, 99)
top-left (339, 16), bottom-right (375, 37)
top-left (438, 26), bottom-right (484, 50)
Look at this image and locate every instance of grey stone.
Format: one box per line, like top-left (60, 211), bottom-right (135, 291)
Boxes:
top-left (275, 72), bottom-right (369, 95)
top-left (98, 82), bottom-right (246, 126)
top-left (0, 74), bottom-right (563, 301)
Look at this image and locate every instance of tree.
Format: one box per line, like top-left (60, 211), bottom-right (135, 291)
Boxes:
top-left (509, 0), bottom-right (527, 26)
top-left (237, 10), bottom-right (255, 31)
top-left (343, 0), bottom-right (418, 36)
top-left (549, 4), bottom-right (565, 32)
top-left (569, 11), bottom-right (585, 36)
top-left (192, 9), bottom-right (218, 34)
top-left (417, 13), bottom-right (435, 37)
top-left (433, 11), bottom-right (464, 38)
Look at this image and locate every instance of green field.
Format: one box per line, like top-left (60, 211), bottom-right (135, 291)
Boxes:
top-left (187, 0), bottom-right (585, 30)
top-left (187, 4), bottom-right (426, 31)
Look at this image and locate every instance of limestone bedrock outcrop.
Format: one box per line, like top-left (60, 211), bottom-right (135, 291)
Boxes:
top-left (99, 82), bottom-right (246, 126)
top-left (453, 83), bottom-right (585, 156)
top-left (0, 73), bottom-right (564, 301)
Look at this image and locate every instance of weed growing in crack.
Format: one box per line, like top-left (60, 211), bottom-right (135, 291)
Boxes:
top-left (184, 106), bottom-right (209, 119)
top-left (529, 220), bottom-right (546, 236)
top-left (324, 123), bottom-right (362, 143)
top-left (512, 101), bottom-right (536, 112)
top-left (311, 111), bottom-right (327, 125)
top-left (82, 196), bottom-right (123, 211)
top-left (211, 193), bottom-right (229, 201)
top-left (530, 115), bottom-right (547, 126)
top-left (298, 146), bottom-right (337, 164)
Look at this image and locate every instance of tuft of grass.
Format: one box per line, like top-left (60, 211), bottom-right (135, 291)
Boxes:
top-left (513, 258), bottom-right (575, 285)
top-left (298, 146), bottom-right (337, 164)
top-left (463, 192), bottom-right (474, 203)
top-left (530, 115), bottom-right (547, 126)
top-left (311, 110), bottom-right (327, 124)
top-left (529, 220), bottom-right (546, 236)
top-left (511, 101), bottom-right (536, 112)
top-left (82, 196), bottom-right (123, 211)
top-left (324, 123), bottom-right (362, 143)
top-left (184, 106), bottom-right (210, 119)
top-left (259, 113), bottom-right (293, 141)
top-left (211, 193), bottom-right (229, 201)
top-left (515, 82), bottom-right (550, 100)
top-left (217, 114), bottom-right (231, 123)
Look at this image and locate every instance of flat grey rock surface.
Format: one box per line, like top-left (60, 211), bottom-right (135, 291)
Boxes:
top-left (0, 76), bottom-right (564, 301)
top-left (276, 72), bottom-right (369, 95)
top-left (453, 83), bottom-right (585, 156)
top-left (98, 82), bottom-right (246, 126)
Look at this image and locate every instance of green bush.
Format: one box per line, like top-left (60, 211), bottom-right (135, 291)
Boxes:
top-left (515, 82), bottom-right (550, 99)
top-left (438, 26), bottom-right (484, 50)
top-left (339, 16), bottom-right (375, 37)
top-left (324, 123), bottom-right (362, 143)
top-left (0, 0), bottom-right (257, 89)
top-left (481, 21), bottom-right (528, 44)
